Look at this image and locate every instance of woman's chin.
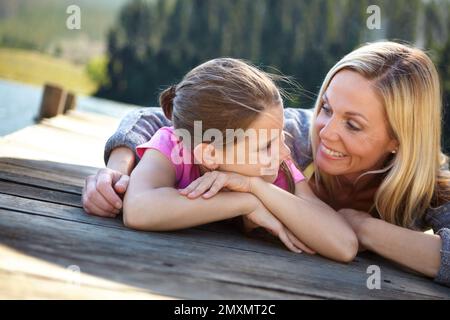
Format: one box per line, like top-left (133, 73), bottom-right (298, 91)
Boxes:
top-left (316, 155), bottom-right (347, 176)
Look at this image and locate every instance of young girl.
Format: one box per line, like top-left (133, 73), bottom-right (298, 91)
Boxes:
top-left (123, 58), bottom-right (357, 262)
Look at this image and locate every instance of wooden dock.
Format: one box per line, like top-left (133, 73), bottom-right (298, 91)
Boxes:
top-left (0, 110), bottom-right (449, 299)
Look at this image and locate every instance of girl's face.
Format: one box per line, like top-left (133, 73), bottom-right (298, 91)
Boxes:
top-left (314, 70), bottom-right (398, 182)
top-left (217, 103), bottom-right (291, 183)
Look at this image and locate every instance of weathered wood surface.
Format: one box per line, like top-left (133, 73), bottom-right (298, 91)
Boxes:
top-left (0, 111), bottom-right (449, 299)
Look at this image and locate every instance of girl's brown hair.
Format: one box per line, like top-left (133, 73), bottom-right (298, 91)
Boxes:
top-left (159, 58), bottom-right (295, 193)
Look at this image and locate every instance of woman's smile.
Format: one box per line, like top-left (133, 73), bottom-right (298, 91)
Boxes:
top-left (318, 142), bottom-right (348, 160)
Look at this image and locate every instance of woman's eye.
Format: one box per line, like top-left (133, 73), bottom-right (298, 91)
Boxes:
top-left (347, 121), bottom-right (361, 131)
top-left (321, 104), bottom-right (332, 115)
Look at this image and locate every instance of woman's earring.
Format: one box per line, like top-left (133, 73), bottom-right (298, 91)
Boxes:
top-left (392, 150), bottom-right (397, 154)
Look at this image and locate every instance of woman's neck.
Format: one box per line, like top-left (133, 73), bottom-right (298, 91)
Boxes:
top-left (337, 172), bottom-right (382, 194)
top-left (310, 172), bottom-right (382, 212)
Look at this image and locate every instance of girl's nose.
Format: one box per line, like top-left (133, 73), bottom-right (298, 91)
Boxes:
top-left (280, 140), bottom-right (291, 161)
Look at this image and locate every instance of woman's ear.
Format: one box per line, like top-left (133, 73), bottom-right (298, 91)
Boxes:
top-left (193, 143), bottom-right (220, 170)
top-left (387, 138), bottom-right (399, 154)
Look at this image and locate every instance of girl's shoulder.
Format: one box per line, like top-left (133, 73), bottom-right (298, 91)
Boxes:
top-left (273, 159), bottom-right (306, 191)
top-left (136, 126), bottom-right (177, 159)
top-left (136, 127), bottom-right (199, 189)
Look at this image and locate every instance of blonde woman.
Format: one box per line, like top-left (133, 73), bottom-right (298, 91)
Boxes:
top-left (83, 42), bottom-right (450, 287)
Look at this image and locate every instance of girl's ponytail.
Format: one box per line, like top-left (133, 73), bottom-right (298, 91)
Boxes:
top-left (159, 85), bottom-right (177, 120)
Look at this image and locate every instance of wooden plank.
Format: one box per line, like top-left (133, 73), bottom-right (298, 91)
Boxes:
top-left (0, 198), bottom-right (448, 299)
top-left (0, 157), bottom-right (99, 179)
top-left (0, 245), bottom-right (171, 300)
top-left (0, 125), bottom-right (107, 167)
top-left (0, 209), bottom-right (311, 299)
top-left (0, 161), bottom-right (86, 187)
top-left (0, 180), bottom-right (81, 207)
top-left (0, 111), bottom-right (120, 168)
top-left (0, 170), bottom-right (82, 194)
top-left (0, 193), bottom-right (312, 256)
top-left (65, 110), bottom-right (123, 126)
top-left (41, 117), bottom-right (117, 140)
top-left (1, 111), bottom-right (449, 299)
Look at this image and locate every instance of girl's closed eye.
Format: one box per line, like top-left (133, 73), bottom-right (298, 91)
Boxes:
top-left (259, 140), bottom-right (274, 158)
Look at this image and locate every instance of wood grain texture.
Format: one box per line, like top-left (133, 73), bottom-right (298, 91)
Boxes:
top-left (1, 111), bottom-right (449, 299)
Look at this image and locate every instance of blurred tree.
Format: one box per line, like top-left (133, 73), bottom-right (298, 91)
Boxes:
top-left (97, 0), bottom-right (450, 114)
top-left (437, 39), bottom-right (450, 153)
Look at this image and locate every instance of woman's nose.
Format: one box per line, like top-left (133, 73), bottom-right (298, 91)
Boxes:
top-left (319, 118), bottom-right (340, 142)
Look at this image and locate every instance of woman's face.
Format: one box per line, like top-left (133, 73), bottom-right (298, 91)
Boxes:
top-left (314, 70), bottom-right (398, 182)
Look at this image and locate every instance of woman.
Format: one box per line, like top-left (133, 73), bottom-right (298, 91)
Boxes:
top-left (82, 42), bottom-right (450, 286)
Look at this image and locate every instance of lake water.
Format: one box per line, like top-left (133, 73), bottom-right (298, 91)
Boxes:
top-left (0, 79), bottom-right (142, 136)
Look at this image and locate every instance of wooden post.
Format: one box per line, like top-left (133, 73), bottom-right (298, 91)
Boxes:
top-left (38, 84), bottom-right (67, 120)
top-left (63, 92), bottom-right (77, 114)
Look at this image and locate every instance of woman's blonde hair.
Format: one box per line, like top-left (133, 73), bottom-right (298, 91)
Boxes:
top-left (310, 41), bottom-right (450, 228)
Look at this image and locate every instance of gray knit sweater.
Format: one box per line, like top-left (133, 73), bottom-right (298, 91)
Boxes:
top-left (104, 107), bottom-right (450, 287)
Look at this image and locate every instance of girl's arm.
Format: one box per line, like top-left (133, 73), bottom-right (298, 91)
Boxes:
top-left (180, 172), bottom-right (358, 262)
top-left (123, 150), bottom-right (260, 231)
top-left (248, 178), bottom-right (358, 263)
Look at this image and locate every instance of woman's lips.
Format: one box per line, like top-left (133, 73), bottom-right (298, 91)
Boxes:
top-left (319, 143), bottom-right (348, 160)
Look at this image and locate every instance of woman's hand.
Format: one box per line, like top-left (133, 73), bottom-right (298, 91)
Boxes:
top-left (179, 171), bottom-right (252, 199)
top-left (243, 202), bottom-right (316, 254)
top-left (82, 168), bottom-right (130, 217)
top-left (338, 208), bottom-right (373, 252)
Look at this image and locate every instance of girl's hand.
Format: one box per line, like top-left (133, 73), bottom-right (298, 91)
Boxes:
top-left (244, 203), bottom-right (316, 255)
top-left (338, 208), bottom-right (372, 252)
top-left (180, 171), bottom-right (251, 199)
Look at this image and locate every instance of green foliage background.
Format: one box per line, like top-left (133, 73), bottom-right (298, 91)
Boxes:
top-left (98, 0), bottom-right (450, 107)
top-left (96, 0), bottom-right (450, 151)
top-left (1, 0), bottom-right (449, 150)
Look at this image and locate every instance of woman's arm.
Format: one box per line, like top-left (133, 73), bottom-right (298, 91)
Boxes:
top-left (359, 217), bottom-right (442, 278)
top-left (248, 178), bottom-right (358, 263)
top-left (339, 207), bottom-right (450, 286)
top-left (83, 108), bottom-right (170, 217)
top-left (104, 107), bottom-right (171, 165)
top-left (107, 146), bottom-right (136, 175)
top-left (123, 150), bottom-right (259, 231)
top-left (83, 147), bottom-right (135, 217)
top-left (283, 108), bottom-right (314, 169)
